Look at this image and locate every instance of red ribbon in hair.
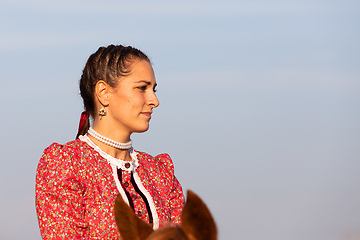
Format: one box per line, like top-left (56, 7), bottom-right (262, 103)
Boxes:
top-left (76, 111), bottom-right (89, 139)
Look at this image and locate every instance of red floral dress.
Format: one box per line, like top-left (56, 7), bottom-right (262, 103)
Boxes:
top-left (35, 136), bottom-right (184, 239)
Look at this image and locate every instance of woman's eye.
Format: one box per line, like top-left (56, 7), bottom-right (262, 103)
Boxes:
top-left (138, 86), bottom-right (147, 91)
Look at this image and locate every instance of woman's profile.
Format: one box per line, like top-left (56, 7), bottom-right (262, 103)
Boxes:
top-left (35, 44), bottom-right (184, 239)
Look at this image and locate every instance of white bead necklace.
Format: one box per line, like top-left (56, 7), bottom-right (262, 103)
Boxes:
top-left (87, 127), bottom-right (132, 150)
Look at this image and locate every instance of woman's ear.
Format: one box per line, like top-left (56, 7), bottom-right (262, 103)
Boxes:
top-left (95, 80), bottom-right (111, 106)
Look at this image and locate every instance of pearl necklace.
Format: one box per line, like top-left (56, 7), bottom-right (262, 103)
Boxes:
top-left (87, 127), bottom-right (132, 150)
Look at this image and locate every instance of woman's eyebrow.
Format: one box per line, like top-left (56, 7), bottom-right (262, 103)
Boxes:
top-left (135, 80), bottom-right (157, 87)
top-left (135, 80), bottom-right (151, 84)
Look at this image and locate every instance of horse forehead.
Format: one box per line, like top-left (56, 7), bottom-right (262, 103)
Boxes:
top-left (146, 225), bottom-right (188, 240)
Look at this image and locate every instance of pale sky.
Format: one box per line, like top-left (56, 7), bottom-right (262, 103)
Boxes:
top-left (1, 1), bottom-right (359, 239)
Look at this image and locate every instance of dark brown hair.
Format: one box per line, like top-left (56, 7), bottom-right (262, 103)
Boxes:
top-left (77, 44), bottom-right (150, 137)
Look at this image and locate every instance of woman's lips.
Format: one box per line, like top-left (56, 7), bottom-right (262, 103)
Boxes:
top-left (141, 112), bottom-right (152, 118)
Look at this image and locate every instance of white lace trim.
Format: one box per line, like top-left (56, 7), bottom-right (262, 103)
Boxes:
top-left (79, 135), bottom-right (138, 172)
top-left (79, 134), bottom-right (159, 229)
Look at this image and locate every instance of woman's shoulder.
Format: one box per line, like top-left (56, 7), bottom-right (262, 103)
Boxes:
top-left (136, 150), bottom-right (171, 162)
top-left (136, 150), bottom-right (175, 172)
top-left (39, 139), bottom-right (90, 169)
top-left (36, 140), bottom-right (92, 200)
top-left (41, 139), bottom-right (87, 157)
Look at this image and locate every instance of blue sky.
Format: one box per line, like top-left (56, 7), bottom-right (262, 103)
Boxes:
top-left (1, 1), bottom-right (359, 239)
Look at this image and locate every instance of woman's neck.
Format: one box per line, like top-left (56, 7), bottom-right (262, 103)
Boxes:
top-left (87, 134), bottom-right (131, 160)
top-left (92, 118), bottom-right (132, 141)
top-left (88, 122), bottom-right (132, 160)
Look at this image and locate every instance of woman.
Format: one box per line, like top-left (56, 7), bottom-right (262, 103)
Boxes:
top-left (35, 45), bottom-right (184, 239)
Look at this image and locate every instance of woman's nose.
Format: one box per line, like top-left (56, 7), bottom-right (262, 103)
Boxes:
top-left (148, 91), bottom-right (159, 108)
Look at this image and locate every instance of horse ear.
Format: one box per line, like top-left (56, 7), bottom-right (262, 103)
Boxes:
top-left (181, 190), bottom-right (217, 240)
top-left (114, 194), bottom-right (154, 240)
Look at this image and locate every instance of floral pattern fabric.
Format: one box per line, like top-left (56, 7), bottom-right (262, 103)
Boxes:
top-left (35, 139), bottom-right (184, 239)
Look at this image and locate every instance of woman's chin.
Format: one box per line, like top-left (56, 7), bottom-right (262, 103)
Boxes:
top-left (133, 125), bottom-right (150, 133)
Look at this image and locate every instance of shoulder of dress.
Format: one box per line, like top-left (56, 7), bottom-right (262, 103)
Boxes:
top-left (135, 150), bottom-right (172, 161)
top-left (133, 150), bottom-right (153, 163)
top-left (40, 139), bottom-right (88, 164)
top-left (37, 140), bottom-right (90, 191)
top-left (155, 153), bottom-right (173, 164)
top-left (63, 138), bottom-right (87, 150)
top-left (41, 142), bottom-right (64, 157)
top-left (136, 150), bottom-right (174, 170)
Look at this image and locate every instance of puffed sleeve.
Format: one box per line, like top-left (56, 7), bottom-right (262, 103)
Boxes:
top-left (35, 143), bottom-right (88, 239)
top-left (155, 153), bottom-right (185, 224)
top-left (168, 173), bottom-right (185, 224)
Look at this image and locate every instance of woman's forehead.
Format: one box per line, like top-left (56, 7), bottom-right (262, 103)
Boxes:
top-left (116, 61), bottom-right (156, 85)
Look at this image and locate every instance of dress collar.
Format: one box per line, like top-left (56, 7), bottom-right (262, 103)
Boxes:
top-left (79, 135), bottom-right (139, 172)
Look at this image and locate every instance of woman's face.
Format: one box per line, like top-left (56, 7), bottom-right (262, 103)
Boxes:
top-left (106, 60), bottom-right (159, 135)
